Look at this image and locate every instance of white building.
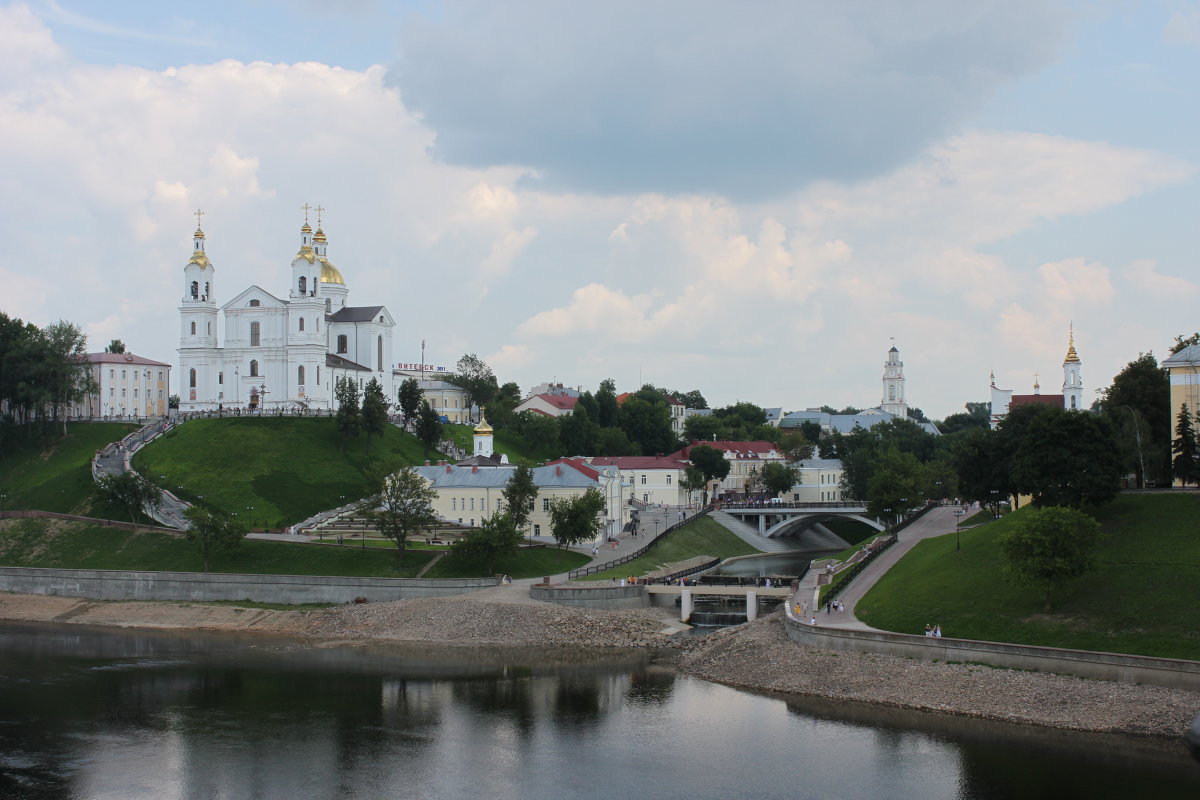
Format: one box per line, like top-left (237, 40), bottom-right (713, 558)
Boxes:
top-left (587, 456), bottom-right (693, 506)
top-left (786, 458), bottom-right (846, 503)
top-left (178, 212), bottom-right (396, 412)
top-left (989, 329), bottom-right (1084, 428)
top-left (68, 352), bottom-right (171, 418)
top-left (880, 344), bottom-right (908, 419)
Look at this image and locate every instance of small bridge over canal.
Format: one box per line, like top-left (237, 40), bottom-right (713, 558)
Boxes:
top-left (719, 501), bottom-right (885, 541)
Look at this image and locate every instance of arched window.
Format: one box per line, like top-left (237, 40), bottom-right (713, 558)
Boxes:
top-left (218, 372), bottom-right (223, 385)
top-left (189, 368), bottom-right (196, 388)
top-left (298, 317), bottom-right (305, 332)
top-left (250, 321), bottom-right (260, 347)
top-left (325, 298), bottom-right (331, 312)
top-left (249, 360), bottom-right (259, 377)
top-left (298, 365), bottom-right (305, 386)
top-left (204, 282), bottom-right (210, 298)
top-left (337, 334), bottom-right (348, 354)
top-left (249, 299), bottom-right (261, 307)
top-left (377, 335), bottom-right (383, 371)
top-left (298, 276), bottom-right (307, 294)
top-left (190, 321), bottom-right (196, 335)
top-left (190, 281), bottom-right (198, 299)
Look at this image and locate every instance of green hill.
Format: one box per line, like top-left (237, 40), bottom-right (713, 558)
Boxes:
top-left (132, 417), bottom-right (444, 529)
top-left (857, 494), bottom-right (1200, 660)
top-left (0, 423), bottom-right (136, 514)
top-left (443, 423), bottom-right (559, 465)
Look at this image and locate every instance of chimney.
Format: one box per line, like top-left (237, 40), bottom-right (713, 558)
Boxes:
top-left (472, 465), bottom-right (479, 473)
top-left (555, 466), bottom-right (562, 477)
top-left (445, 464), bottom-right (452, 473)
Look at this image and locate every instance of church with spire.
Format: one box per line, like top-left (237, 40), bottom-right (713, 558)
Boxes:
top-left (178, 207), bottom-right (396, 412)
top-left (988, 328), bottom-right (1084, 428)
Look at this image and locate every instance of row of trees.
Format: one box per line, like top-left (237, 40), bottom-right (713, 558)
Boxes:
top-left (0, 313), bottom-right (94, 450)
top-left (334, 376), bottom-right (444, 456)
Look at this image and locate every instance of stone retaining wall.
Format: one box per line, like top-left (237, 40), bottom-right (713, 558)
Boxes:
top-left (529, 584), bottom-right (650, 610)
top-left (0, 567), bottom-right (497, 605)
top-left (782, 608), bottom-right (1200, 692)
top-left (0, 510), bottom-right (178, 533)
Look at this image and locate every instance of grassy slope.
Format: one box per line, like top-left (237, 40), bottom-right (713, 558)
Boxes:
top-left (856, 494), bottom-right (1200, 660)
top-left (578, 516), bottom-right (759, 581)
top-left (442, 423), bottom-right (558, 465)
top-left (423, 546), bottom-right (589, 580)
top-left (0, 519), bottom-right (434, 577)
top-left (0, 423), bottom-right (136, 514)
top-left (132, 417), bottom-right (442, 528)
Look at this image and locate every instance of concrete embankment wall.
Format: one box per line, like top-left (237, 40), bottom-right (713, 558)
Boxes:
top-left (529, 585), bottom-right (650, 610)
top-left (0, 567), bottom-right (497, 605)
top-left (782, 610), bottom-right (1200, 692)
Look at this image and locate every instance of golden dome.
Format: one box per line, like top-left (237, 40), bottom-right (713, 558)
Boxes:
top-left (319, 256), bottom-right (344, 284)
top-left (474, 416), bottom-right (493, 435)
top-left (294, 245), bottom-right (316, 264)
top-left (1064, 328), bottom-right (1080, 363)
top-left (301, 221), bottom-right (312, 233)
top-left (188, 253), bottom-right (210, 268)
top-left (313, 227), bottom-right (327, 243)
top-left (194, 226), bottom-right (206, 239)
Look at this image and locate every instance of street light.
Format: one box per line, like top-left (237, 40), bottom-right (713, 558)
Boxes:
top-left (654, 518), bottom-right (660, 538)
top-left (246, 505), bottom-right (254, 531)
top-left (953, 509), bottom-right (964, 551)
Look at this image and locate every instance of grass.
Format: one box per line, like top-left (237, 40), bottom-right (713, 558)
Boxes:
top-left (442, 423), bottom-right (559, 465)
top-left (0, 518), bottom-right (435, 577)
top-left (132, 417), bottom-right (446, 529)
top-left (576, 516), bottom-right (759, 581)
top-left (856, 493), bottom-right (1200, 660)
top-left (422, 545), bottom-right (589, 579)
top-left (0, 423), bottom-right (136, 515)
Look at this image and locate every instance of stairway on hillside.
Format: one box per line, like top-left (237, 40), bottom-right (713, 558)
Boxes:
top-left (709, 511), bottom-right (796, 553)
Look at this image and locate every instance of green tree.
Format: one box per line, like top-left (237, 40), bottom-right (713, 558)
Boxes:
top-left (104, 339), bottom-right (126, 354)
top-left (361, 464), bottom-right (439, 554)
top-left (451, 512), bottom-right (523, 575)
top-left (1099, 353), bottom-right (1170, 487)
top-left (674, 389), bottom-right (707, 410)
top-left (687, 444), bottom-right (731, 485)
top-left (1172, 404), bottom-right (1200, 486)
top-left (681, 466), bottom-right (708, 504)
top-left (560, 403), bottom-right (600, 455)
top-left (952, 427), bottom-right (1009, 508)
top-left (43, 320), bottom-right (93, 434)
top-left (1009, 407), bottom-right (1121, 508)
top-left (595, 378), bottom-right (620, 428)
top-left (397, 377), bottom-right (422, 429)
top-left (415, 399), bottom-right (443, 457)
top-left (450, 353), bottom-right (498, 421)
top-left (484, 381), bottom-right (522, 429)
top-left (937, 401), bottom-right (990, 436)
top-left (501, 464), bottom-right (539, 533)
top-left (547, 487), bottom-right (606, 547)
top-left (760, 462), bottom-right (798, 498)
top-left (360, 377), bottom-right (389, 454)
top-left (95, 471), bottom-right (161, 522)
top-left (684, 413), bottom-right (726, 443)
top-left (619, 394), bottom-right (677, 455)
top-left (1170, 332), bottom-right (1200, 355)
top-left (334, 376), bottom-right (361, 450)
top-left (999, 506), bottom-right (1100, 612)
top-left (865, 447), bottom-right (925, 524)
top-left (516, 411), bottom-right (560, 454)
top-left (183, 506), bottom-right (246, 572)
top-left (596, 426), bottom-right (637, 456)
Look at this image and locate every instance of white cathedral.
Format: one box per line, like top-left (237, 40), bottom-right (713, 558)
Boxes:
top-left (178, 210), bottom-right (396, 412)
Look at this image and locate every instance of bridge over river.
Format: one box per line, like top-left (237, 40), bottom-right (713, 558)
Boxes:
top-left (719, 501), bottom-right (885, 540)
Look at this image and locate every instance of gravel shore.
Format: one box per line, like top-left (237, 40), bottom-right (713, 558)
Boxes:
top-left (3, 591), bottom-right (1197, 739)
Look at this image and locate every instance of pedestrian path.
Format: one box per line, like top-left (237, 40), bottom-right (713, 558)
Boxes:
top-left (708, 510), bottom-right (796, 553)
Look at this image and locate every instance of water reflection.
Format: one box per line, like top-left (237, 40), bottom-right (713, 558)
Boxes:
top-left (0, 622), bottom-right (1197, 800)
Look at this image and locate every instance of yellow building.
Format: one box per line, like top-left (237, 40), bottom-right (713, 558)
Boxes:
top-left (1163, 344), bottom-right (1200, 485)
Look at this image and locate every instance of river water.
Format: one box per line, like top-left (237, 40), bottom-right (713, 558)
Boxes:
top-left (2, 622), bottom-right (1197, 799)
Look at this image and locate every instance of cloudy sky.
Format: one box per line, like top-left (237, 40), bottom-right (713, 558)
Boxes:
top-left (2, 1), bottom-right (1198, 419)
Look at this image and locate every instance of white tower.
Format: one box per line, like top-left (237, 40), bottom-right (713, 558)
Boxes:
top-left (473, 416), bottom-right (494, 458)
top-left (881, 343), bottom-right (908, 419)
top-left (288, 205), bottom-right (329, 406)
top-left (1062, 326), bottom-right (1083, 411)
top-left (178, 210), bottom-right (220, 407)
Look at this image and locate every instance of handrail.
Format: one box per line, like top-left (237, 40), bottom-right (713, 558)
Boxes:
top-left (568, 508), bottom-right (713, 579)
top-left (822, 533), bottom-right (898, 602)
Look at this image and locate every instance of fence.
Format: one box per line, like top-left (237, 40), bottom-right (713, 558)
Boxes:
top-left (821, 533), bottom-right (897, 603)
top-left (567, 508), bottom-right (712, 580)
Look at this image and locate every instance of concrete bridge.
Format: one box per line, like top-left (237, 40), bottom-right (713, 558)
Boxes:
top-left (719, 502), bottom-right (885, 539)
top-left (646, 584), bottom-right (792, 622)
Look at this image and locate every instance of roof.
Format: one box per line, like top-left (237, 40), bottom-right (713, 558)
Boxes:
top-left (588, 456), bottom-right (689, 471)
top-left (537, 393), bottom-right (578, 410)
top-left (327, 305), bottom-right (386, 323)
top-left (325, 353), bottom-right (371, 371)
top-left (543, 458), bottom-right (600, 481)
top-left (1164, 344), bottom-right (1200, 367)
top-left (413, 461), bottom-right (611, 490)
top-left (794, 458), bottom-right (844, 470)
top-left (668, 441), bottom-right (784, 460)
top-left (81, 352), bottom-right (172, 368)
top-left (455, 454), bottom-right (505, 468)
top-left (1009, 394), bottom-right (1064, 409)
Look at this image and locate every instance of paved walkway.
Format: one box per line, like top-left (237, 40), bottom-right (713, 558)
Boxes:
top-left (795, 505), bottom-right (969, 630)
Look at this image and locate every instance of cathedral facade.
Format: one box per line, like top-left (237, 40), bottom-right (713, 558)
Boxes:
top-left (988, 329), bottom-right (1083, 428)
top-left (177, 212), bottom-right (395, 412)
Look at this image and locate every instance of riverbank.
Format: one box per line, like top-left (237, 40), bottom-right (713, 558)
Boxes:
top-left (2, 591), bottom-right (1197, 739)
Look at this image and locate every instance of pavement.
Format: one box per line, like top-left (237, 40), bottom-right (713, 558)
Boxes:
top-left (793, 504), bottom-right (969, 630)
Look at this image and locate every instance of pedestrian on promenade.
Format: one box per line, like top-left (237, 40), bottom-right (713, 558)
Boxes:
top-left (924, 624), bottom-right (932, 637)
top-left (934, 624), bottom-right (942, 638)
top-left (810, 617), bottom-right (817, 626)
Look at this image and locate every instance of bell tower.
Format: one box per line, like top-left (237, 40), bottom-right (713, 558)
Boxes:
top-left (1062, 325), bottom-right (1083, 411)
top-left (881, 341), bottom-right (908, 419)
top-left (178, 210), bottom-right (220, 408)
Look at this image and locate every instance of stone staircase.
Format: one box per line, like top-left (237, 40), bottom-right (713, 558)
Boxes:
top-left (308, 508), bottom-right (470, 544)
top-left (709, 510), bottom-right (797, 553)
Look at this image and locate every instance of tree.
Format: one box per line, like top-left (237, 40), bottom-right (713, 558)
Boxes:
top-left (43, 320), bottom-right (93, 434)
top-left (937, 401), bottom-right (990, 436)
top-left (953, 427), bottom-right (1009, 508)
top-left (1099, 353), bottom-right (1170, 487)
top-left (999, 506), bottom-right (1100, 612)
top-left (450, 353), bottom-right (498, 421)
top-left (595, 378), bottom-right (620, 428)
top-left (596, 426), bottom-right (637, 456)
top-left (760, 462), bottom-right (798, 498)
top-left (95, 471), bottom-right (161, 522)
top-left (502, 464), bottom-right (539, 533)
top-left (779, 430), bottom-right (814, 461)
top-left (559, 402), bottom-right (600, 455)
top-left (397, 377), bottom-right (421, 429)
top-left (688, 444), bottom-right (731, 485)
top-left (618, 394), bottom-right (677, 455)
top-left (675, 389), bottom-right (708, 410)
top-left (1008, 407), bottom-right (1121, 508)
top-left (103, 339), bottom-right (126, 354)
top-left (1172, 404), bottom-right (1200, 486)
top-left (360, 378), bottom-right (389, 454)
top-left (184, 506), bottom-right (246, 572)
top-left (865, 447), bottom-right (925, 524)
top-left (684, 413), bottom-right (726, 443)
top-left (415, 399), bottom-right (443, 457)
top-left (681, 466), bottom-right (708, 505)
top-left (334, 376), bottom-right (361, 449)
top-left (547, 487), bottom-right (606, 547)
top-left (516, 410), bottom-right (560, 454)
top-left (485, 381), bottom-right (522, 429)
top-left (1170, 332), bottom-right (1200, 355)
top-left (361, 465), bottom-right (439, 554)
top-left (451, 512), bottom-right (524, 575)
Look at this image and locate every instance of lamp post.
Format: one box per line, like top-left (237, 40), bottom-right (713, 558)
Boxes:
top-left (246, 505), bottom-right (254, 531)
top-left (654, 518), bottom-right (660, 539)
top-left (954, 509), bottom-right (964, 551)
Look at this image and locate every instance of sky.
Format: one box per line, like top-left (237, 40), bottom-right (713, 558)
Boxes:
top-left (1, 0), bottom-right (1198, 420)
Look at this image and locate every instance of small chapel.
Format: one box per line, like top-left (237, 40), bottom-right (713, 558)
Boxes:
top-left (988, 328), bottom-right (1084, 428)
top-left (177, 208), bottom-right (396, 412)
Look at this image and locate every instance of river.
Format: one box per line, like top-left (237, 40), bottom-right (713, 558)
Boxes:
top-left (1, 622), bottom-right (1197, 799)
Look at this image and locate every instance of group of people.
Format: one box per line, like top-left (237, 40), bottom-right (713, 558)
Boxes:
top-left (924, 624), bottom-right (943, 637)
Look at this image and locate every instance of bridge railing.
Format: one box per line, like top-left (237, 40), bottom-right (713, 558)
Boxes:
top-left (567, 507), bottom-right (713, 580)
top-left (721, 500), bottom-right (865, 510)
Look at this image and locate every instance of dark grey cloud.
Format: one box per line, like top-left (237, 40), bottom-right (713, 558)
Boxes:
top-left (389, 0), bottom-right (1068, 198)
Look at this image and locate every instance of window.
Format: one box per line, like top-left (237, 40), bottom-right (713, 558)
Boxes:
top-left (452, 498), bottom-right (457, 511)
top-left (249, 360), bottom-right (259, 377)
top-left (299, 276), bottom-right (307, 294)
top-left (249, 299), bottom-right (261, 307)
top-left (337, 335), bottom-right (348, 354)
top-left (204, 282), bottom-right (210, 298)
top-left (206, 322), bottom-right (211, 335)
top-left (109, 369), bottom-right (114, 379)
top-left (534, 524), bottom-right (541, 537)
top-left (218, 372), bottom-right (223, 385)
top-left (121, 370), bottom-right (126, 379)
top-left (189, 369), bottom-right (196, 388)
top-left (377, 335), bottom-right (383, 371)
top-left (297, 366), bottom-right (305, 386)
top-left (134, 389), bottom-right (139, 398)
top-left (325, 298), bottom-right (332, 313)
top-left (643, 493), bottom-right (649, 502)
top-left (109, 388), bottom-right (114, 397)
top-left (469, 498), bottom-right (475, 511)
top-left (121, 388), bottom-right (126, 398)
top-left (190, 321), bottom-right (196, 335)
top-left (250, 321), bottom-right (260, 347)
top-left (190, 281), bottom-right (198, 299)
top-left (542, 498), bottom-right (550, 511)
top-left (299, 317), bottom-right (305, 332)
top-left (528, 498), bottom-right (535, 511)
top-left (666, 475), bottom-right (672, 485)
top-left (496, 498), bottom-right (502, 511)
top-left (640, 474), bottom-right (647, 484)
top-left (316, 367), bottom-right (320, 385)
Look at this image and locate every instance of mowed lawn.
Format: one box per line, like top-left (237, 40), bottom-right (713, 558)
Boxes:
top-left (423, 545), bottom-right (589, 580)
top-left (0, 518), bottom-right (434, 577)
top-left (133, 417), bottom-right (442, 529)
top-left (578, 516), bottom-right (759, 581)
top-left (0, 423), bottom-right (136, 514)
top-left (856, 494), bottom-right (1200, 660)
top-left (442, 423), bottom-right (559, 465)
